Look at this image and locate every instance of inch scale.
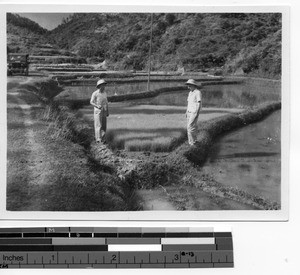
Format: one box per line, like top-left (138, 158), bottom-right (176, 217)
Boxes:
top-left (0, 227), bottom-right (234, 269)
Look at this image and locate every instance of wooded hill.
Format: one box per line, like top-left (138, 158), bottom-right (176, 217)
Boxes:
top-left (7, 12), bottom-right (282, 78)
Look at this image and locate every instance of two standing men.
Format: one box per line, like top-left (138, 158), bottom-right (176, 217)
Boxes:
top-left (90, 78), bottom-right (202, 146)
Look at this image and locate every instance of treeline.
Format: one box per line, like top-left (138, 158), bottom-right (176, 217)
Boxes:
top-left (7, 13), bottom-right (48, 34)
top-left (47, 13), bottom-right (281, 78)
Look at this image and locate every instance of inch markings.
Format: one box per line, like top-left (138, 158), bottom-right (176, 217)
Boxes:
top-left (0, 227), bottom-right (234, 268)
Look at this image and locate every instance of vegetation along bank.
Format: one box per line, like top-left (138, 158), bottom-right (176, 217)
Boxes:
top-left (7, 78), bottom-right (142, 211)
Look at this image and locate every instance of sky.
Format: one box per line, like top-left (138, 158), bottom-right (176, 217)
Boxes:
top-left (16, 13), bottom-right (73, 30)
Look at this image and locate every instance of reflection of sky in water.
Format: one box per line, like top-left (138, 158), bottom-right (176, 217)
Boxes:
top-left (65, 82), bottom-right (281, 108)
top-left (136, 84), bottom-right (281, 108)
top-left (204, 110), bottom-right (281, 202)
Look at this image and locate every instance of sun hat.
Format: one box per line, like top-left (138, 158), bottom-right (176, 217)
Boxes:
top-left (96, 79), bottom-right (107, 87)
top-left (185, 79), bottom-right (202, 87)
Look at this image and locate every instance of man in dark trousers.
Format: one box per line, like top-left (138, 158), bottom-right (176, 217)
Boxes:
top-left (90, 79), bottom-right (109, 143)
top-left (185, 79), bottom-right (202, 145)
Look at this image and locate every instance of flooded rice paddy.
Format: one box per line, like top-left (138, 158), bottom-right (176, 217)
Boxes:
top-left (201, 110), bottom-right (281, 203)
top-left (59, 80), bottom-right (281, 205)
top-left (131, 83), bottom-right (280, 108)
top-left (59, 81), bottom-right (280, 108)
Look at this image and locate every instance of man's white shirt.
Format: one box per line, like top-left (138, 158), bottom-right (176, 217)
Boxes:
top-left (90, 90), bottom-right (108, 112)
top-left (187, 89), bottom-right (202, 113)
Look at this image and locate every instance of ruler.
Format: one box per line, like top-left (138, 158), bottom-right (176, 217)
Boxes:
top-left (0, 227), bottom-right (233, 268)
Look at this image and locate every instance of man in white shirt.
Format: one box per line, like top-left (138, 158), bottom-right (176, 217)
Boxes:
top-left (185, 79), bottom-right (202, 146)
top-left (90, 79), bottom-right (109, 143)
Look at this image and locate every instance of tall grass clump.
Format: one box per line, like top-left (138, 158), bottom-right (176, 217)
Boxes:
top-left (39, 171), bottom-right (136, 211)
top-left (21, 78), bottom-right (63, 102)
top-left (135, 162), bottom-right (175, 189)
top-left (43, 101), bottom-right (92, 147)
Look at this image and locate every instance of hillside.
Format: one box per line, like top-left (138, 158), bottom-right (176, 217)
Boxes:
top-left (7, 13), bottom-right (49, 53)
top-left (6, 13), bottom-right (76, 58)
top-left (7, 12), bottom-right (282, 78)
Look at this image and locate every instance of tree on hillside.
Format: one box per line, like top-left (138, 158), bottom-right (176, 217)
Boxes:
top-left (7, 12), bottom-right (282, 78)
top-left (7, 13), bottom-right (47, 34)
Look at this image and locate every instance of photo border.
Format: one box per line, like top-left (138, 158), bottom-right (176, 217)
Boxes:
top-left (0, 4), bottom-right (290, 222)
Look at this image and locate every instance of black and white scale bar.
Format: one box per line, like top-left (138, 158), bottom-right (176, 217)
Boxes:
top-left (0, 228), bottom-right (231, 238)
top-left (0, 237), bottom-right (231, 246)
top-left (0, 244), bottom-right (221, 252)
top-left (0, 245), bottom-right (109, 251)
top-left (0, 227), bottom-right (233, 268)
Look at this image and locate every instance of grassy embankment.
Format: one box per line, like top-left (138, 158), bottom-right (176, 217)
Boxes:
top-left (7, 77), bottom-right (141, 211)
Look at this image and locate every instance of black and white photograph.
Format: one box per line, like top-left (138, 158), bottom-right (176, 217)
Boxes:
top-left (2, 5), bottom-right (289, 220)
top-left (1, 1), bottom-right (299, 274)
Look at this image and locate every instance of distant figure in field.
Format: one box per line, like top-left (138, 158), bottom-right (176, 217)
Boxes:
top-left (185, 79), bottom-right (202, 146)
top-left (90, 79), bottom-right (109, 143)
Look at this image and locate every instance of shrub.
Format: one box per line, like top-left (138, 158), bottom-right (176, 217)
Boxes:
top-left (136, 162), bottom-right (172, 189)
top-left (123, 52), bottom-right (145, 70)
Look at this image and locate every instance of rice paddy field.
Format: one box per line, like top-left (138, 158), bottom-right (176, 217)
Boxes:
top-left (79, 103), bottom-right (242, 151)
top-left (58, 80), bottom-right (281, 152)
top-left (202, 110), bottom-right (281, 203)
top-left (7, 76), bottom-right (282, 211)
top-left (53, 78), bottom-right (282, 209)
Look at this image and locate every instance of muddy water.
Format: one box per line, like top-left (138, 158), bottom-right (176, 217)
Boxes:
top-left (201, 110), bottom-right (281, 203)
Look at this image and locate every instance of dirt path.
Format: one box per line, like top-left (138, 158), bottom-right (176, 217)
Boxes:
top-left (7, 79), bottom-right (51, 210)
top-left (17, 100), bottom-right (52, 188)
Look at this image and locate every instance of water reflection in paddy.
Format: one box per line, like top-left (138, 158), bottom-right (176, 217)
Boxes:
top-left (60, 81), bottom-right (280, 109)
top-left (132, 84), bottom-right (280, 108)
top-left (201, 110), bottom-right (281, 203)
